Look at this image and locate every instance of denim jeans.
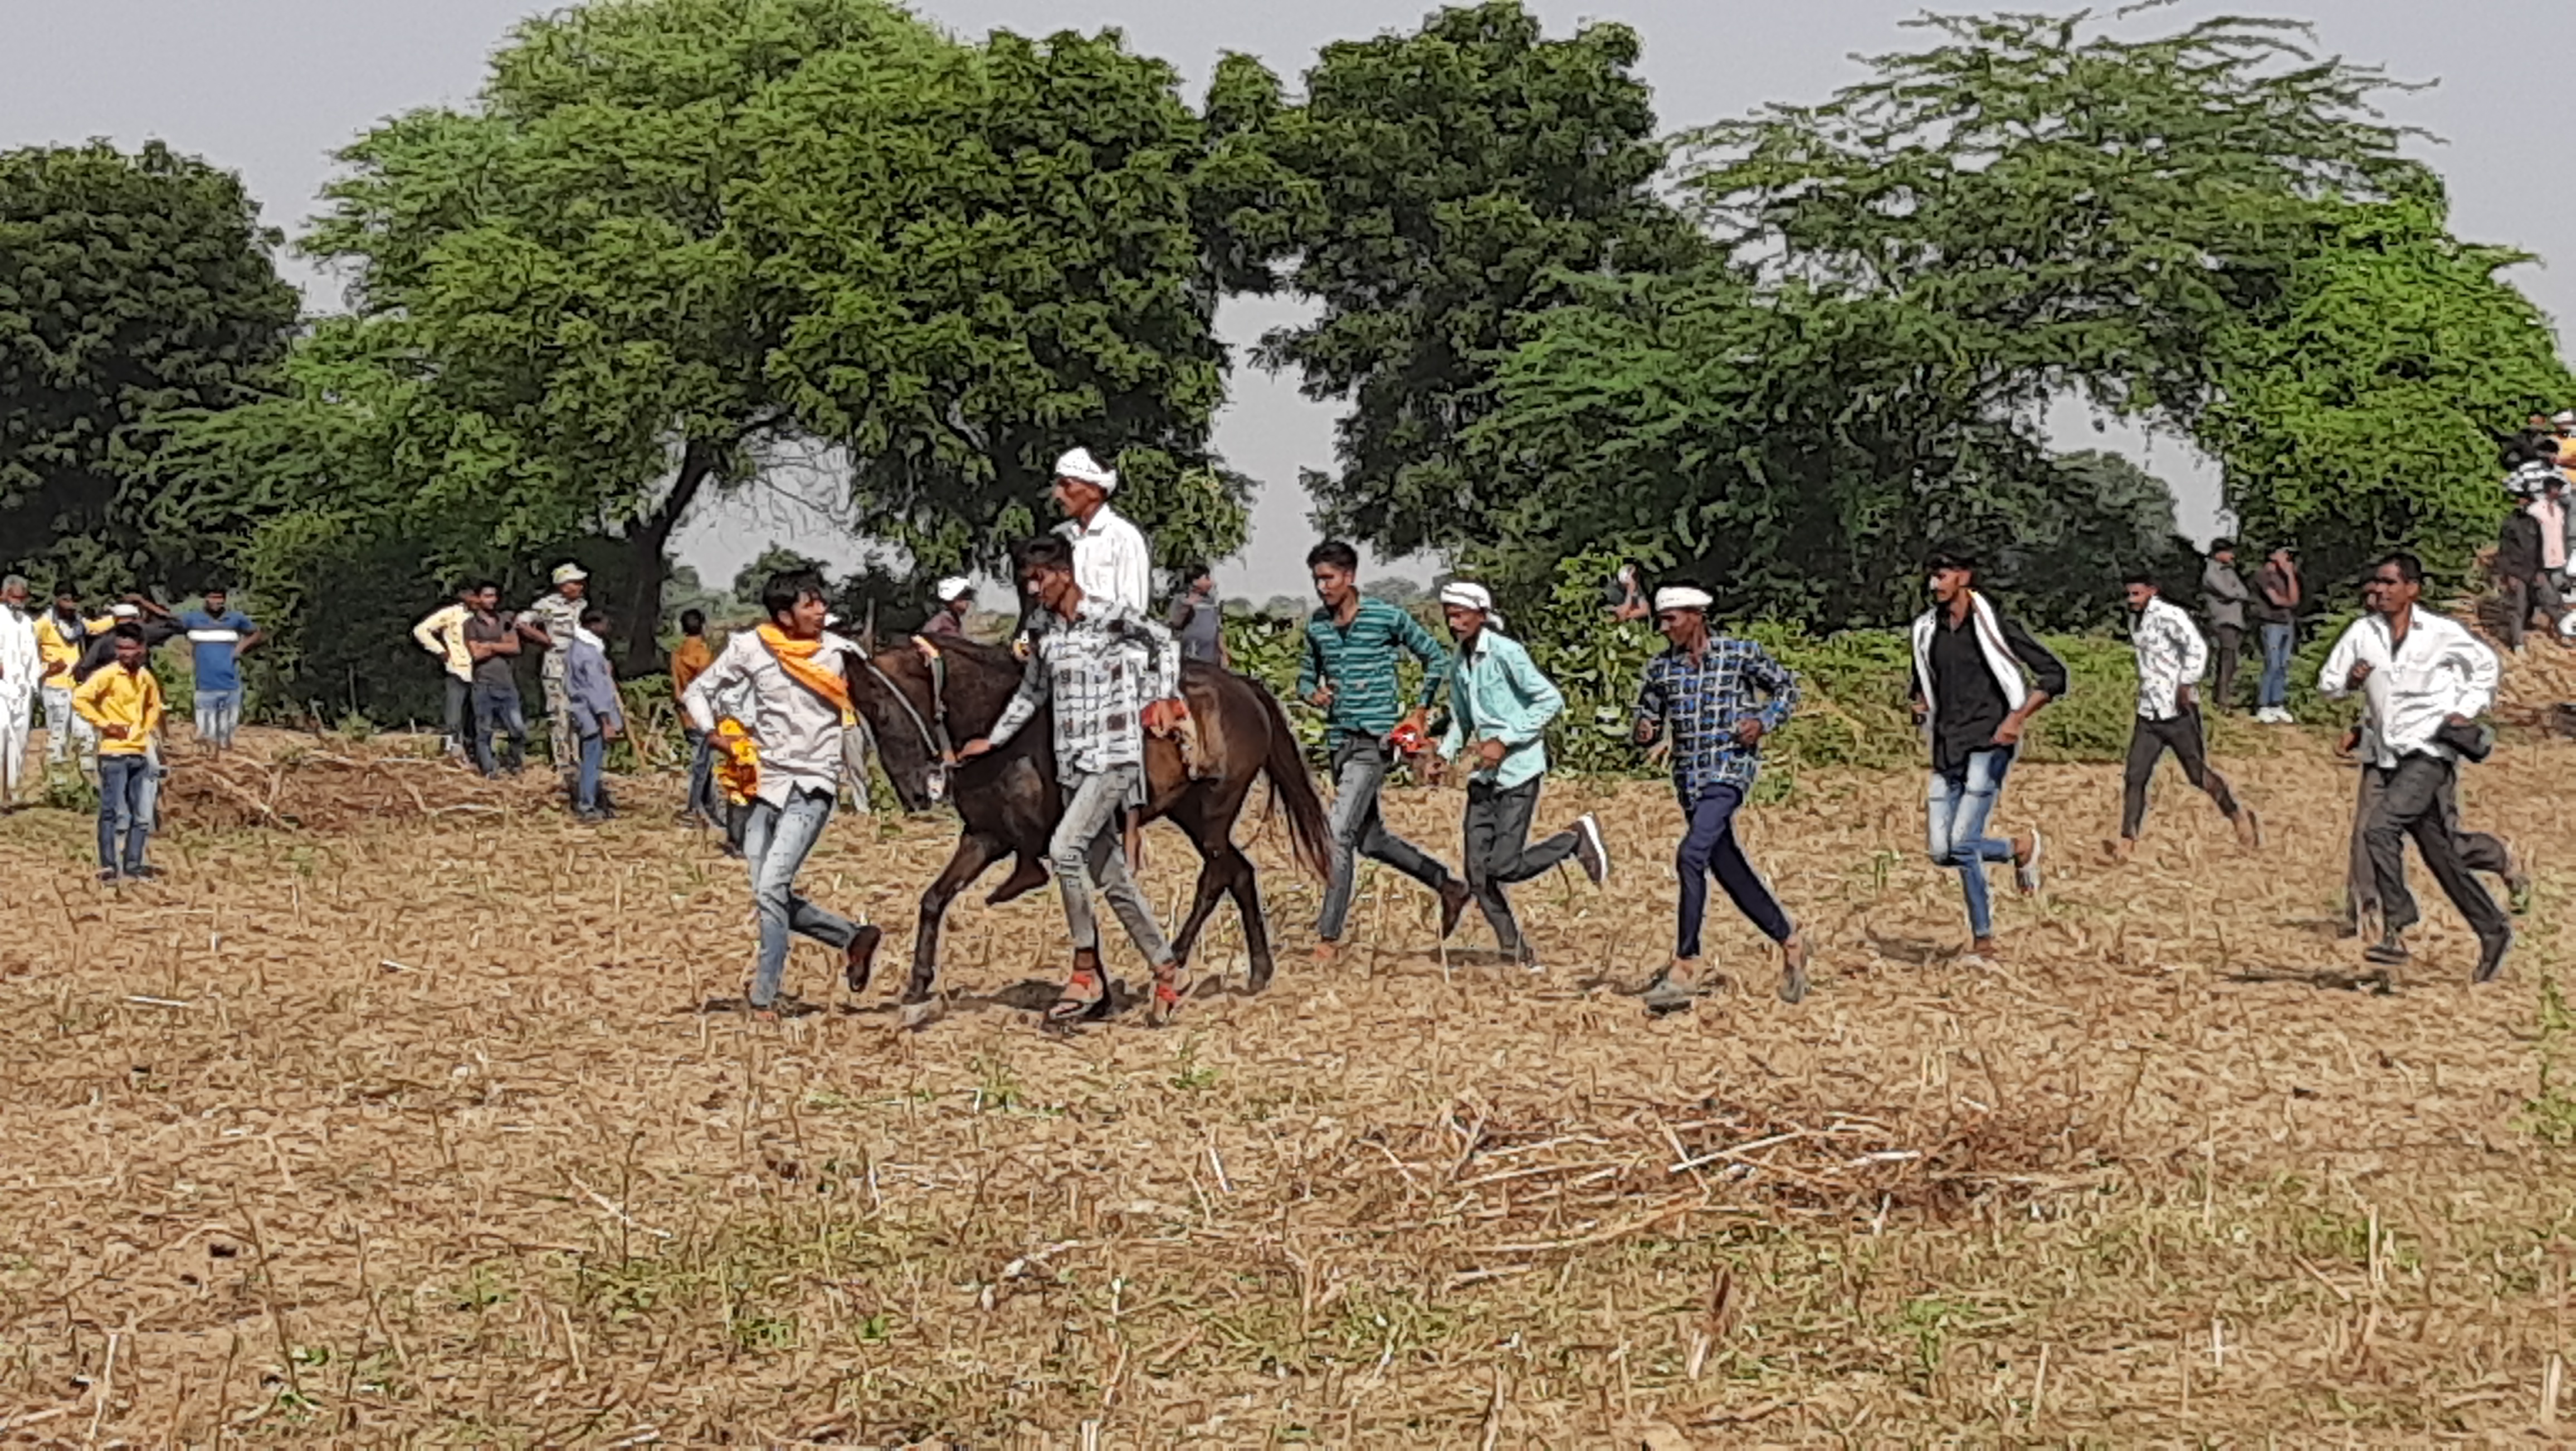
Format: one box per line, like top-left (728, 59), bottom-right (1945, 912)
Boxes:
top-left (684, 727), bottom-right (720, 824)
top-left (574, 729), bottom-right (606, 813)
top-left (194, 688), bottom-right (242, 749)
top-left (97, 753), bottom-right (151, 873)
top-left (1316, 738), bottom-right (1455, 941)
top-left (443, 674), bottom-right (471, 755)
top-left (742, 785), bottom-right (861, 1007)
top-left (2258, 622), bottom-right (2294, 710)
top-left (1675, 783), bottom-right (1792, 958)
top-left (472, 683), bottom-right (526, 776)
top-left (1926, 747), bottom-right (2018, 939)
top-left (1051, 767), bottom-right (1174, 966)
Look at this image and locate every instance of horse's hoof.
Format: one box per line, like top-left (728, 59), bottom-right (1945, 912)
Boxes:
top-left (899, 998), bottom-right (939, 1031)
top-left (844, 925), bottom-right (882, 995)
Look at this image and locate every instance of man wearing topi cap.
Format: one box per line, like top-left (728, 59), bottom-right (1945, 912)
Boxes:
top-left (1050, 447), bottom-right (1151, 617)
top-left (1631, 585), bottom-right (1811, 1010)
top-left (921, 577), bottom-right (975, 639)
top-left (516, 563), bottom-right (592, 782)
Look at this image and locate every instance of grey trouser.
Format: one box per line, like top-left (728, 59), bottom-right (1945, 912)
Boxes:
top-left (542, 671), bottom-right (574, 771)
top-left (1051, 766), bottom-right (1173, 966)
top-left (1461, 776), bottom-right (1579, 962)
top-left (2345, 758), bottom-right (2512, 929)
top-left (2361, 755), bottom-right (2509, 945)
top-left (1317, 737), bottom-right (1455, 941)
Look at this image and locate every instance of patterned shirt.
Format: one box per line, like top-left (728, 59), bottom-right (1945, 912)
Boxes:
top-left (1296, 598), bottom-right (1449, 748)
top-left (518, 592), bottom-right (586, 679)
top-left (2129, 596), bottom-right (2207, 720)
top-left (1634, 636), bottom-right (1799, 804)
top-left (988, 598), bottom-right (1180, 779)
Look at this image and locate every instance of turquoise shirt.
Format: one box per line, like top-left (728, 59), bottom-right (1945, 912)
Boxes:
top-left (1297, 597), bottom-right (1450, 748)
top-left (1439, 629), bottom-right (1563, 790)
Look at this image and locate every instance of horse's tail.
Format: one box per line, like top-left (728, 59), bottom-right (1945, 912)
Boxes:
top-left (1255, 686), bottom-right (1332, 880)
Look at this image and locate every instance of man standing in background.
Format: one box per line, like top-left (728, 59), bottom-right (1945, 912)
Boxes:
top-left (2201, 539), bottom-right (2250, 713)
top-left (179, 585), bottom-right (261, 751)
top-left (462, 583), bottom-right (526, 777)
top-left (2252, 545), bottom-right (2302, 723)
top-left (563, 606), bottom-right (624, 822)
top-left (0, 577), bottom-right (36, 809)
top-left (672, 607), bottom-right (720, 827)
top-left (515, 563), bottom-right (591, 777)
top-left (35, 589), bottom-right (108, 765)
top-left (921, 578), bottom-right (974, 639)
top-left (75, 625), bottom-right (164, 882)
top-left (1168, 564), bottom-right (1227, 668)
top-left (412, 583), bottom-right (477, 759)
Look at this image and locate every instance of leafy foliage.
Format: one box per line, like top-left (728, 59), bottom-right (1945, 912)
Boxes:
top-left (0, 142), bottom-right (299, 593)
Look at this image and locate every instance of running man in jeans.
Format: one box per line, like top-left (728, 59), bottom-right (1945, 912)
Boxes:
top-left (74, 624), bottom-right (164, 882)
top-left (1296, 541), bottom-right (1472, 962)
top-left (2110, 571), bottom-right (2260, 860)
top-left (960, 536), bottom-right (1189, 1021)
top-left (1632, 585), bottom-right (1809, 1010)
top-left (1435, 582), bottom-right (1609, 971)
top-left (682, 570), bottom-right (882, 1017)
top-left (1909, 549), bottom-right (2061, 960)
top-left (178, 583), bottom-right (261, 751)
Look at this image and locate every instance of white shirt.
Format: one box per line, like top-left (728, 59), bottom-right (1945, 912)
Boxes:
top-left (0, 603), bottom-right (37, 702)
top-left (2319, 606), bottom-right (2498, 767)
top-left (2128, 596), bottom-right (2207, 720)
top-left (682, 630), bottom-right (867, 807)
top-left (1055, 503), bottom-right (1152, 616)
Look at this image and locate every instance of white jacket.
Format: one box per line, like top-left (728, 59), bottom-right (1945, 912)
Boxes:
top-left (0, 605), bottom-right (37, 703)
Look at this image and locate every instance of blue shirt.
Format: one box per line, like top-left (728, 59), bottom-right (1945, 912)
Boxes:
top-left (564, 635), bottom-right (626, 735)
top-left (1635, 636), bottom-right (1799, 804)
top-left (1438, 630), bottom-right (1563, 790)
top-left (1297, 598), bottom-right (1450, 748)
top-left (179, 609), bottom-right (256, 693)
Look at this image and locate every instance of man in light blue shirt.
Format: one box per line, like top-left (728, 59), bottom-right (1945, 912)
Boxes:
top-left (1435, 582), bottom-right (1608, 969)
top-left (178, 585), bottom-right (261, 751)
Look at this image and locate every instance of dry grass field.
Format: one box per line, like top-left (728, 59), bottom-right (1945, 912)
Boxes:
top-left (2, 709), bottom-right (2574, 1445)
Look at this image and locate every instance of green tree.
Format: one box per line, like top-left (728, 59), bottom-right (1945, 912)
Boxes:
top-left (731, 543), bottom-right (834, 606)
top-left (0, 142), bottom-right (299, 592)
top-left (1240, 1), bottom-right (1702, 557)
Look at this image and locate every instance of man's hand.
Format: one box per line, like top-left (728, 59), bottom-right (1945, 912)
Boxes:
top-left (2176, 683), bottom-right (2197, 713)
top-left (2336, 726), bottom-right (2362, 758)
top-left (99, 724), bottom-right (129, 742)
top-left (957, 738), bottom-right (994, 759)
top-left (1733, 718), bottom-right (1767, 747)
top-left (1306, 681), bottom-right (1336, 710)
top-left (2446, 712), bottom-right (2472, 728)
top-left (604, 723), bottom-right (623, 741)
top-left (1633, 718), bottom-right (1658, 746)
top-left (2346, 660), bottom-right (2374, 692)
top-left (1990, 714), bottom-right (2027, 748)
top-left (1474, 738), bottom-right (1509, 771)
top-left (1142, 698), bottom-right (1185, 734)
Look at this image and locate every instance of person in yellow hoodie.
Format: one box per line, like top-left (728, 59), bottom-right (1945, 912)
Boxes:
top-left (74, 625), bottom-right (165, 882)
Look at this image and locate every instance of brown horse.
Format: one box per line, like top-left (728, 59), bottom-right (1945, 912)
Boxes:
top-left (843, 638), bottom-right (1330, 1026)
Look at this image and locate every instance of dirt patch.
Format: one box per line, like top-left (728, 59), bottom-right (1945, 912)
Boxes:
top-left (163, 737), bottom-right (562, 831)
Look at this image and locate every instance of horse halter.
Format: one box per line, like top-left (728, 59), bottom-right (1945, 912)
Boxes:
top-left (858, 645), bottom-right (957, 804)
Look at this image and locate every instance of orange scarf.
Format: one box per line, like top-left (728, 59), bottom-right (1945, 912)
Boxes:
top-left (711, 717), bottom-right (761, 806)
top-left (756, 623), bottom-right (855, 725)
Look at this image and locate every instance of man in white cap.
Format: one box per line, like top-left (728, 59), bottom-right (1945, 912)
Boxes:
top-left (0, 576), bottom-right (37, 809)
top-left (1050, 446), bottom-right (1151, 616)
top-left (921, 577), bottom-right (975, 640)
top-left (1435, 581), bottom-right (1609, 971)
top-left (1631, 584), bottom-right (1809, 1010)
top-left (516, 563), bottom-right (592, 780)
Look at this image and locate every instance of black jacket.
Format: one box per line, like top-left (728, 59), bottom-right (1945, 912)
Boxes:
top-left (2500, 509), bottom-right (2545, 581)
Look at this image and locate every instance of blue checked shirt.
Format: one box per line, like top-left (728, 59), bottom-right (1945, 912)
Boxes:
top-left (1634, 636), bottom-right (1799, 804)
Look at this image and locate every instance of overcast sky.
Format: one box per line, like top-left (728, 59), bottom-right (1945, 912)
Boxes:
top-left (6, 0), bottom-right (2569, 600)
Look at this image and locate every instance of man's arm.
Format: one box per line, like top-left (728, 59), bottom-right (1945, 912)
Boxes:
top-left (2450, 624), bottom-right (2502, 719)
top-left (1499, 644), bottom-right (1564, 743)
top-left (982, 649), bottom-right (1051, 750)
top-left (1747, 644), bottom-right (1802, 734)
top-left (681, 639), bottom-right (744, 734)
top-left (1294, 622), bottom-right (1320, 703)
top-left (140, 675), bottom-right (165, 740)
top-left (1992, 615), bottom-right (2062, 743)
top-left (514, 605), bottom-right (555, 647)
top-left (236, 620), bottom-right (265, 656)
top-left (1632, 660), bottom-right (1668, 745)
top-left (412, 607), bottom-right (454, 656)
top-left (2174, 613), bottom-right (2208, 684)
top-left (71, 670), bottom-right (115, 733)
top-left (2318, 623), bottom-right (2363, 699)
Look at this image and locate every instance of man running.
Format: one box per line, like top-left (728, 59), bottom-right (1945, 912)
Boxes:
top-left (959, 536), bottom-right (1188, 1021)
top-left (1435, 582), bottom-right (1609, 972)
top-left (178, 583), bottom-right (261, 751)
top-left (1299, 541), bottom-right (1471, 963)
top-left (0, 576), bottom-right (35, 809)
top-left (2111, 571), bottom-right (2260, 860)
top-left (2320, 552), bottom-right (2511, 983)
top-left (681, 571), bottom-right (882, 1017)
top-left (1909, 549), bottom-right (2060, 961)
top-left (515, 563), bottom-right (591, 778)
top-left (1631, 585), bottom-right (1809, 1010)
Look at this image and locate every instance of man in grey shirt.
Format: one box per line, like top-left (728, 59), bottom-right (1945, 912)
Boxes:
top-left (1167, 563), bottom-right (1226, 667)
top-left (2201, 538), bottom-right (2251, 714)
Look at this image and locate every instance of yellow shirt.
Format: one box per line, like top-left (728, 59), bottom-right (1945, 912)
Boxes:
top-left (671, 634), bottom-right (715, 700)
top-left (34, 614), bottom-right (113, 686)
top-left (412, 603), bottom-right (473, 680)
top-left (74, 664), bottom-right (164, 756)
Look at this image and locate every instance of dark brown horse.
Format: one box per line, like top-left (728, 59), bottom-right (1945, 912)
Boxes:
top-left (843, 638), bottom-right (1330, 1026)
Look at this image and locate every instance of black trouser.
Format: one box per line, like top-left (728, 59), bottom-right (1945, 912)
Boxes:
top-left (1462, 777), bottom-right (1578, 962)
top-left (2363, 754), bottom-right (2509, 945)
top-left (2344, 761), bottom-right (2513, 929)
top-left (443, 674), bottom-right (471, 753)
top-left (2211, 624), bottom-right (2242, 712)
top-left (2501, 572), bottom-right (2566, 649)
top-left (2119, 710), bottom-right (2239, 839)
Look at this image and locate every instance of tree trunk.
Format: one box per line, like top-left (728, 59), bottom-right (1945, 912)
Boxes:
top-left (619, 441), bottom-right (716, 674)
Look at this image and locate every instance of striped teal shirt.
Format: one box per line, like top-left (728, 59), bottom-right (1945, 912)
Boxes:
top-left (1297, 598), bottom-right (1450, 747)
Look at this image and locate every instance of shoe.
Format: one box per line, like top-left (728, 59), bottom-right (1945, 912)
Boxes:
top-left (844, 923), bottom-right (883, 995)
top-left (124, 865), bottom-right (158, 882)
top-left (1437, 879), bottom-right (1474, 940)
top-left (1641, 966), bottom-right (1699, 1015)
top-left (2014, 828), bottom-right (2044, 895)
top-left (2363, 932), bottom-right (2409, 967)
top-left (1570, 814), bottom-right (1610, 887)
top-left (2504, 847), bottom-right (2533, 916)
top-left (96, 869), bottom-right (119, 884)
top-left (1779, 934), bottom-right (1811, 1005)
top-left (2475, 929), bottom-right (2513, 984)
top-left (573, 807), bottom-right (606, 824)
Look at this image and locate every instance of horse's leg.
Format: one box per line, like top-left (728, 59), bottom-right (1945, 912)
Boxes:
top-left (1165, 798), bottom-right (1235, 976)
top-left (1228, 846), bottom-right (1276, 992)
top-left (904, 832), bottom-right (1004, 1029)
top-left (985, 855), bottom-right (1051, 905)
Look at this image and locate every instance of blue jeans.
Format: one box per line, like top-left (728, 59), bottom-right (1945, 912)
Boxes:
top-left (574, 730), bottom-right (606, 813)
top-left (2258, 622), bottom-right (2294, 710)
top-left (1926, 747), bottom-right (2018, 939)
top-left (742, 786), bottom-right (860, 1007)
top-left (685, 727), bottom-right (721, 824)
top-left (1316, 737), bottom-right (1455, 941)
top-left (1676, 783), bottom-right (1792, 958)
top-left (193, 688), bottom-right (242, 748)
top-left (97, 754), bottom-right (151, 873)
top-left (472, 683), bottom-right (526, 776)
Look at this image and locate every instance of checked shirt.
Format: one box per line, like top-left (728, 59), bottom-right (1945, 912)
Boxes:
top-left (1634, 636), bottom-right (1799, 804)
top-left (989, 598), bottom-right (1181, 781)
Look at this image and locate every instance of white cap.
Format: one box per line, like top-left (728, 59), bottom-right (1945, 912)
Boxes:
top-left (935, 576), bottom-right (974, 603)
top-left (551, 562), bottom-right (588, 586)
top-left (2553, 410), bottom-right (2575, 428)
top-left (108, 602), bottom-right (142, 619)
top-left (1053, 446), bottom-right (1118, 495)
top-left (1439, 581), bottom-right (1495, 613)
top-left (1654, 586), bottom-right (1714, 613)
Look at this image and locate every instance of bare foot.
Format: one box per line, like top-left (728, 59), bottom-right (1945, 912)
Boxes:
top-left (2105, 838), bottom-right (2134, 865)
top-left (2233, 806), bottom-right (2265, 851)
top-left (1778, 934), bottom-right (1810, 1004)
